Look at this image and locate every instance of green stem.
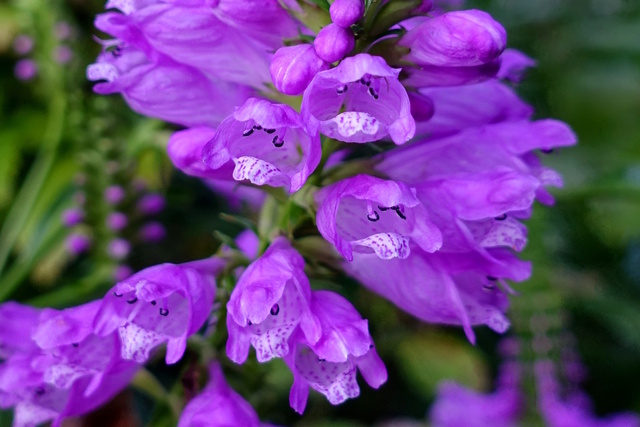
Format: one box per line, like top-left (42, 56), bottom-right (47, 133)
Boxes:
top-left (131, 368), bottom-right (183, 420)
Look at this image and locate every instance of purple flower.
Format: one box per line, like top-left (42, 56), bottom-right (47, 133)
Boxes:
top-left (329, 0), bottom-right (364, 28)
top-left (270, 44), bottom-right (329, 96)
top-left (177, 362), bottom-right (275, 427)
top-left (430, 381), bottom-right (522, 427)
top-left (137, 193), bottom-right (165, 215)
top-left (316, 175), bottom-right (442, 261)
top-left (87, 45), bottom-right (251, 127)
top-left (497, 49), bottom-right (537, 83)
top-left (284, 290), bottom-right (387, 413)
top-left (15, 59), bottom-right (38, 81)
top-left (104, 185), bottom-right (125, 204)
top-left (93, 258), bottom-right (221, 364)
top-left (314, 23), bottom-right (355, 63)
top-left (414, 80), bottom-right (533, 138)
top-left (301, 54), bottom-right (415, 144)
top-left (107, 238), bottom-right (130, 260)
top-left (203, 98), bottom-right (322, 193)
top-left (226, 237), bottom-right (321, 364)
top-left (400, 10), bottom-right (506, 68)
top-left (66, 233), bottom-right (91, 256)
top-left (13, 35), bottom-right (34, 55)
top-left (139, 222), bottom-right (166, 242)
top-left (106, 212), bottom-right (128, 231)
top-left (0, 301), bottom-right (138, 427)
top-left (61, 208), bottom-right (84, 227)
top-left (345, 249), bottom-right (529, 342)
top-left (0, 302), bottom-right (40, 358)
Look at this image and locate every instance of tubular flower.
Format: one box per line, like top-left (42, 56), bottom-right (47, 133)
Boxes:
top-left (284, 291), bottom-right (387, 413)
top-left (203, 98), bottom-right (322, 193)
top-left (0, 301), bottom-right (138, 427)
top-left (178, 363), bottom-right (276, 427)
top-left (93, 258), bottom-right (222, 364)
top-left (301, 53), bottom-right (415, 144)
top-left (87, 45), bottom-right (251, 127)
top-left (315, 175), bottom-right (442, 261)
top-left (226, 238), bottom-right (321, 364)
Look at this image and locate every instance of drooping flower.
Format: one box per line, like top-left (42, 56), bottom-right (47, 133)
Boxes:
top-left (0, 301), bottom-right (139, 427)
top-left (202, 98), bottom-right (322, 193)
top-left (270, 44), bottom-right (329, 96)
top-left (93, 258), bottom-right (221, 364)
top-left (226, 237), bottom-right (321, 364)
top-left (284, 290), bottom-right (387, 413)
top-left (301, 53), bottom-right (415, 144)
top-left (315, 174), bottom-right (442, 261)
top-left (177, 362), bottom-right (276, 427)
top-left (345, 248), bottom-right (528, 342)
top-left (430, 381), bottom-right (522, 427)
top-left (413, 80), bottom-right (533, 138)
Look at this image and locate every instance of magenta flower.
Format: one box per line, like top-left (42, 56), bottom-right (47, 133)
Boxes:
top-left (284, 290), bottom-right (387, 413)
top-left (61, 208), bottom-right (84, 227)
top-left (400, 10), bottom-right (506, 68)
top-left (316, 175), bottom-right (442, 261)
top-left (93, 258), bottom-right (221, 364)
top-left (301, 54), bottom-right (415, 144)
top-left (430, 381), bottom-right (522, 427)
top-left (345, 249), bottom-right (529, 342)
top-left (0, 302), bottom-right (40, 358)
top-left (313, 23), bottom-right (355, 63)
top-left (270, 44), bottom-right (329, 96)
top-left (87, 45), bottom-right (251, 128)
top-left (415, 80), bottom-right (533, 138)
top-left (202, 98), bottom-right (322, 193)
top-left (0, 301), bottom-right (138, 427)
top-left (167, 126), bottom-right (232, 179)
top-left (177, 362), bottom-right (276, 427)
top-left (329, 0), bottom-right (364, 28)
top-left (226, 238), bottom-right (321, 364)
top-left (497, 49), bottom-right (537, 83)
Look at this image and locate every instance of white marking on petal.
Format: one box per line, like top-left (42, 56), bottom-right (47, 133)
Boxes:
top-left (352, 233), bottom-right (410, 259)
top-left (87, 63), bottom-right (118, 82)
top-left (232, 156), bottom-right (288, 188)
top-left (324, 112), bottom-right (381, 142)
top-left (467, 218), bottom-right (527, 251)
top-left (250, 322), bottom-right (296, 362)
top-left (44, 364), bottom-right (95, 390)
top-left (118, 323), bottom-right (166, 363)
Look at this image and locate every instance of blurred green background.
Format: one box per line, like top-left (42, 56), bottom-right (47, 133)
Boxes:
top-left (0, 0), bottom-right (639, 425)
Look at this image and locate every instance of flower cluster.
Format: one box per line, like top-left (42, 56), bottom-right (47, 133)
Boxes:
top-left (2, 0), bottom-right (584, 424)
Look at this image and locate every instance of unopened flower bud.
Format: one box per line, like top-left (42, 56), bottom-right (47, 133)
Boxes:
top-left (15, 60), bottom-right (37, 81)
top-left (139, 222), bottom-right (166, 242)
top-left (66, 233), bottom-right (91, 255)
top-left (104, 185), bottom-right (125, 204)
top-left (55, 46), bottom-right (73, 64)
top-left (13, 35), bottom-right (34, 55)
top-left (329, 0), bottom-right (364, 28)
top-left (314, 24), bottom-right (355, 63)
top-left (270, 44), bottom-right (329, 95)
top-left (408, 91), bottom-right (435, 122)
top-left (107, 238), bottom-right (130, 260)
top-left (106, 212), bottom-right (128, 231)
top-left (137, 193), bottom-right (165, 215)
top-left (61, 208), bottom-right (84, 227)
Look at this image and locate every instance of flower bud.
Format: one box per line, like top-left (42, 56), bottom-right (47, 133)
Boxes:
top-left (66, 233), bottom-right (91, 255)
top-left (270, 44), bottom-right (329, 95)
top-left (140, 222), bottom-right (166, 242)
top-left (106, 212), bottom-right (128, 231)
top-left (400, 10), bottom-right (506, 67)
top-left (137, 194), bottom-right (165, 215)
top-left (329, 0), bottom-right (364, 28)
top-left (313, 23), bottom-right (355, 63)
top-left (107, 238), bottom-right (130, 260)
top-left (408, 91), bottom-right (435, 122)
top-left (14, 59), bottom-right (37, 81)
top-left (104, 185), bottom-right (125, 204)
top-left (61, 208), bottom-right (84, 227)
top-left (12, 35), bottom-right (34, 55)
